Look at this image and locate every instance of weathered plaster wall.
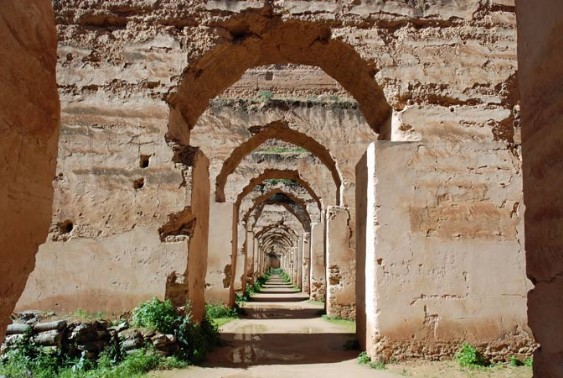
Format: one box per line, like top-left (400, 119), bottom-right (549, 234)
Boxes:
top-left (516, 1), bottom-right (563, 376)
top-left (326, 207), bottom-right (356, 320)
top-left (357, 140), bottom-right (533, 361)
top-left (18, 227), bottom-right (187, 314)
top-left (0, 0), bottom-right (59, 340)
top-left (310, 220), bottom-right (327, 301)
top-left (205, 202), bottom-right (234, 304)
top-left (18, 0), bottom-right (523, 325)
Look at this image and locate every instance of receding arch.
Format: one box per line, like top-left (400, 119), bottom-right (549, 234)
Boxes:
top-left (216, 120), bottom-right (343, 205)
top-left (250, 200), bottom-right (311, 233)
top-left (236, 169), bottom-right (321, 210)
top-left (255, 222), bottom-right (298, 240)
top-left (167, 12), bottom-right (391, 144)
top-left (243, 189), bottom-right (314, 227)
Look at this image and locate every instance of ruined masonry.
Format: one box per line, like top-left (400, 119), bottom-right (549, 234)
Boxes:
top-left (8, 0), bottom-right (563, 368)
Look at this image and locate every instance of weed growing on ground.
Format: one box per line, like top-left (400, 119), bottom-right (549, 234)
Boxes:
top-left (455, 343), bottom-right (489, 368)
top-left (205, 304), bottom-right (237, 319)
top-left (205, 303), bottom-right (238, 328)
top-left (357, 351), bottom-right (386, 369)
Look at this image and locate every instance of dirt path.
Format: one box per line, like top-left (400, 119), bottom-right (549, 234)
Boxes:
top-left (152, 274), bottom-right (396, 377)
top-left (150, 275), bottom-right (531, 377)
top-left (152, 316), bottom-right (396, 378)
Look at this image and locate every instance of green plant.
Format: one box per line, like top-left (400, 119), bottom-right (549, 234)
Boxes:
top-left (455, 343), bottom-right (488, 367)
top-left (205, 304), bottom-right (238, 319)
top-left (357, 351), bottom-right (371, 364)
top-left (132, 298), bottom-right (178, 334)
top-left (0, 300), bottom-right (220, 378)
top-left (357, 351), bottom-right (385, 369)
top-left (524, 357), bottom-right (533, 367)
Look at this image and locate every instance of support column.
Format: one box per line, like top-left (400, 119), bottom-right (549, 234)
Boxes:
top-left (517, 2), bottom-right (563, 376)
top-left (296, 235), bottom-right (303, 289)
top-left (355, 143), bottom-right (376, 354)
top-left (234, 222), bottom-right (245, 293)
top-left (302, 232), bottom-right (311, 295)
top-left (310, 217), bottom-right (326, 302)
top-left (185, 151), bottom-right (210, 322)
top-left (326, 206), bottom-right (355, 319)
top-left (246, 230), bottom-right (255, 285)
top-left (205, 201), bottom-right (234, 305)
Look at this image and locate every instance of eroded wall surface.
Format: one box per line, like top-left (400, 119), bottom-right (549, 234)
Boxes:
top-left (326, 207), bottom-right (356, 320)
top-left (358, 141), bottom-right (533, 361)
top-left (17, 0), bottom-right (523, 322)
top-left (516, 1), bottom-right (563, 376)
top-left (0, 0), bottom-right (59, 340)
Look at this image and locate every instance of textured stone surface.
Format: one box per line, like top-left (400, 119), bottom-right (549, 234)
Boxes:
top-left (0, 0), bottom-right (59, 341)
top-left (13, 1), bottom-right (529, 363)
top-left (357, 140), bottom-right (533, 361)
top-left (516, 1), bottom-right (563, 376)
top-left (326, 207), bottom-right (356, 320)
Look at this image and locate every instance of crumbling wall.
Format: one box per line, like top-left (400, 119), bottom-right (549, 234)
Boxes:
top-left (16, 31), bottom-right (193, 314)
top-left (19, 0), bottom-right (523, 324)
top-left (0, 0), bottom-right (59, 340)
top-left (516, 1), bottom-right (563, 376)
top-left (357, 140), bottom-right (533, 361)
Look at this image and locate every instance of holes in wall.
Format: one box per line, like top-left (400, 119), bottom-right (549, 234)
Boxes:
top-left (265, 71), bottom-right (274, 81)
top-left (133, 178), bottom-right (145, 190)
top-left (59, 220), bottom-right (74, 234)
top-left (140, 155), bottom-right (150, 168)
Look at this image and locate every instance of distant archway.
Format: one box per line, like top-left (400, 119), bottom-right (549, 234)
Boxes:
top-left (216, 120), bottom-right (343, 205)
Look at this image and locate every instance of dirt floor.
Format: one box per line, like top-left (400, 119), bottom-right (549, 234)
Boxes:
top-left (151, 276), bottom-right (532, 378)
top-left (151, 315), bottom-right (532, 378)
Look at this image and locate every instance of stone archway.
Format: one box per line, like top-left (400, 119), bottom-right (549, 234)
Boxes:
top-left (216, 120), bottom-right (343, 205)
top-left (167, 12), bottom-right (391, 144)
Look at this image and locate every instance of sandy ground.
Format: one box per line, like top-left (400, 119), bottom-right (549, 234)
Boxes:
top-left (150, 276), bottom-right (531, 378)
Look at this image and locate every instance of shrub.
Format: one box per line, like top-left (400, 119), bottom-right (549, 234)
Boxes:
top-left (132, 298), bottom-right (178, 334)
top-left (455, 343), bottom-right (488, 367)
top-left (1, 299), bottom-right (220, 377)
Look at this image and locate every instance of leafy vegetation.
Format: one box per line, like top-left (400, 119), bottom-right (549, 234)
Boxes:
top-left (455, 343), bottom-right (489, 368)
top-left (132, 298), bottom-right (178, 334)
top-left (263, 178), bottom-right (300, 187)
top-left (254, 146), bottom-right (307, 154)
top-left (205, 304), bottom-right (238, 328)
top-left (357, 351), bottom-right (386, 369)
top-left (0, 299), bottom-right (219, 377)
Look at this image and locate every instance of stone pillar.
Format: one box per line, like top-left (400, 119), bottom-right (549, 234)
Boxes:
top-left (310, 217), bottom-right (326, 302)
top-left (234, 222), bottom-right (245, 293)
top-left (0, 0), bottom-right (59, 342)
top-left (517, 2), bottom-right (563, 376)
top-left (296, 235), bottom-right (303, 289)
top-left (302, 232), bottom-right (311, 295)
top-left (185, 151), bottom-right (210, 322)
top-left (205, 201), bottom-right (234, 305)
top-left (355, 143), bottom-right (376, 354)
top-left (325, 206), bottom-right (355, 319)
top-left (246, 231), bottom-right (255, 285)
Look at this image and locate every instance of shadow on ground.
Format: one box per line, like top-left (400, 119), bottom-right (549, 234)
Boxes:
top-left (204, 331), bottom-right (358, 368)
